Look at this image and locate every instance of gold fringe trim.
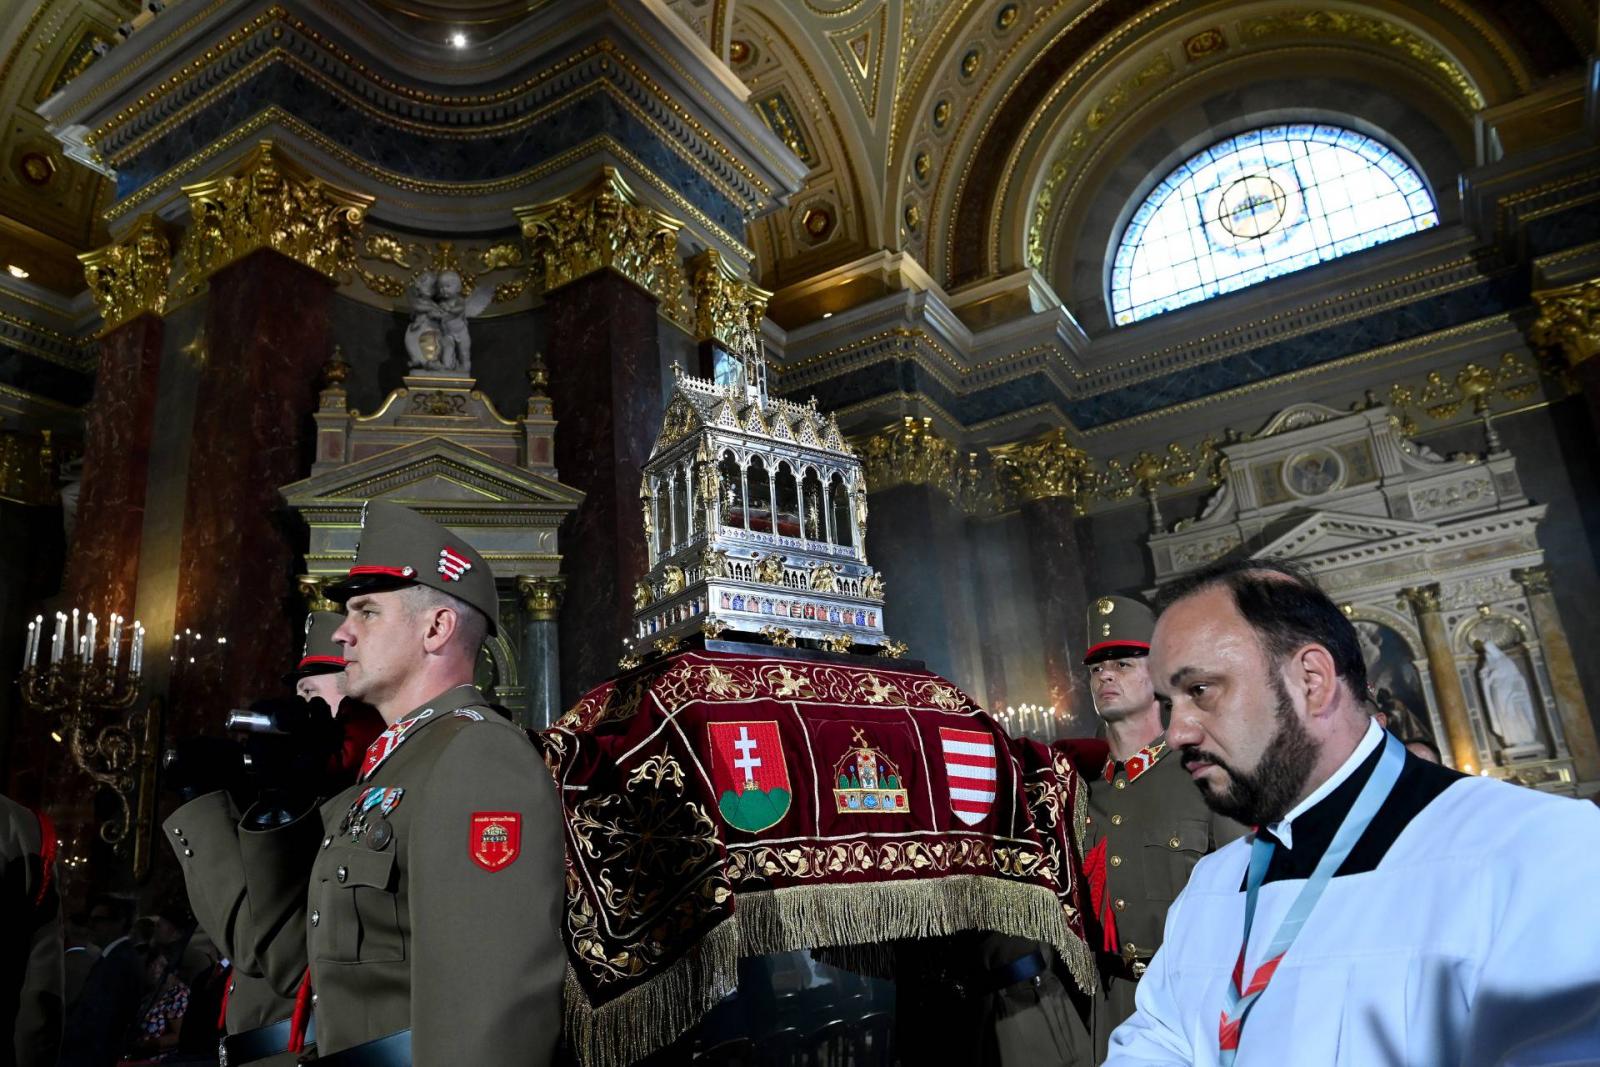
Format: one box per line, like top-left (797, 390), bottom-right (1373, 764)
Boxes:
top-left (563, 918), bottom-right (740, 1067)
top-left (563, 876), bottom-right (1097, 1067)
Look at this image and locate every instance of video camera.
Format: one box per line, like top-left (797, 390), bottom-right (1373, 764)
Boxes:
top-left (163, 695), bottom-right (341, 805)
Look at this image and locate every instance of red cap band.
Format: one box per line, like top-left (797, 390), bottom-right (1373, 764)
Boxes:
top-left (297, 654), bottom-right (346, 671)
top-left (1082, 639), bottom-right (1151, 662)
top-left (347, 565), bottom-right (416, 579)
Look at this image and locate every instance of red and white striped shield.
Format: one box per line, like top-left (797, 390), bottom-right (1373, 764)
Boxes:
top-left (939, 726), bottom-right (998, 826)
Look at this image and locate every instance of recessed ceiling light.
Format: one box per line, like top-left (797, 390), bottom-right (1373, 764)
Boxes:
top-left (450, 31), bottom-right (468, 48)
top-left (5, 264), bottom-right (28, 279)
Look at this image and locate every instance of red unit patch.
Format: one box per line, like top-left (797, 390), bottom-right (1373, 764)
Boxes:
top-left (469, 811), bottom-right (522, 871)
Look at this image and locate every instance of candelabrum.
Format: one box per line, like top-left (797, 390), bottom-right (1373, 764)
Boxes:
top-left (997, 702), bottom-right (1066, 743)
top-left (17, 609), bottom-right (156, 874)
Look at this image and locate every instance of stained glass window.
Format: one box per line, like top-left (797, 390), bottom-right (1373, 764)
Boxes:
top-left (1109, 124), bottom-right (1437, 325)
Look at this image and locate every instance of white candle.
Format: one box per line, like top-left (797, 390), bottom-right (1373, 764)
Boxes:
top-left (22, 621), bottom-right (35, 669)
top-left (51, 613), bottom-right (65, 664)
top-left (130, 623), bottom-right (144, 676)
top-left (70, 609), bottom-right (79, 652)
top-left (85, 614), bottom-right (97, 665)
top-left (109, 615), bottom-right (122, 671)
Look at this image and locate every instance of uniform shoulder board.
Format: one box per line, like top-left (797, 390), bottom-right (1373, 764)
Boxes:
top-left (452, 708), bottom-right (486, 722)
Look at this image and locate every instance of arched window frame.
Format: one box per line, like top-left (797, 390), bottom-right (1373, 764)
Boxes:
top-left (1108, 123), bottom-right (1439, 325)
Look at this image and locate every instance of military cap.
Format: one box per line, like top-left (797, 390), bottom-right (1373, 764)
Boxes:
top-left (285, 610), bottom-right (347, 682)
top-left (1083, 594), bottom-right (1154, 664)
top-left (324, 501), bottom-right (499, 636)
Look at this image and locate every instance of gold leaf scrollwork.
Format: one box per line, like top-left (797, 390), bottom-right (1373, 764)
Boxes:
top-left (79, 214), bottom-right (172, 334)
top-left (1531, 277), bottom-right (1600, 369)
top-left (990, 428), bottom-right (1093, 511)
top-left (516, 166), bottom-right (690, 326)
top-left (856, 416), bottom-right (968, 504)
top-left (177, 141), bottom-right (371, 292)
top-left (690, 248), bottom-right (771, 363)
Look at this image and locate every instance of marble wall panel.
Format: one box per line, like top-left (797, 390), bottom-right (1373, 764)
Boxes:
top-left (170, 252), bottom-right (333, 726)
top-left (543, 271), bottom-right (663, 703)
top-left (62, 315), bottom-right (163, 621)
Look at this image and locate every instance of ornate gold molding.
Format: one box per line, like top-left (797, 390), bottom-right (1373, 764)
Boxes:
top-left (690, 249), bottom-right (770, 361)
top-left (1401, 584), bottom-right (1442, 615)
top-left (1512, 566), bottom-right (1552, 596)
top-left (857, 417), bottom-right (984, 510)
top-left (518, 575), bottom-right (567, 622)
top-left (79, 215), bottom-right (172, 335)
top-left (177, 141), bottom-right (372, 292)
top-left (1530, 277), bottom-right (1600, 368)
top-left (296, 575), bottom-right (339, 612)
top-left (991, 428), bottom-right (1092, 510)
top-left (515, 166), bottom-right (689, 324)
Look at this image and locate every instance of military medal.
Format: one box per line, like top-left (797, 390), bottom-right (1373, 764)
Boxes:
top-left (343, 786), bottom-right (404, 841)
top-left (366, 817), bottom-right (394, 850)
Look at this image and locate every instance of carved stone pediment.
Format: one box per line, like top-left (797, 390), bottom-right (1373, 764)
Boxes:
top-left (1251, 511), bottom-right (1439, 561)
top-left (281, 437), bottom-right (584, 580)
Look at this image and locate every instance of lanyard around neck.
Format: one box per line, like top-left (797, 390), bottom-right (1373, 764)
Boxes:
top-left (1218, 730), bottom-right (1405, 1065)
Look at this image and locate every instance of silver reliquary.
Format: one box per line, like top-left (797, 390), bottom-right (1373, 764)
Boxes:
top-left (633, 356), bottom-right (889, 654)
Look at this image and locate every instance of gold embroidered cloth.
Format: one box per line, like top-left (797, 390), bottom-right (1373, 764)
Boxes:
top-left (542, 648), bottom-right (1093, 1066)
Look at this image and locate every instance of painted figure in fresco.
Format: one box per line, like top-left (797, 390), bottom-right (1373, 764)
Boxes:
top-left (1478, 640), bottom-right (1541, 749)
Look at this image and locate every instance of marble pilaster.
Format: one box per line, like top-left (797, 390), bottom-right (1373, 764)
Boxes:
top-left (518, 575), bottom-right (565, 730)
top-left (169, 251), bottom-right (334, 723)
top-left (543, 270), bottom-right (663, 703)
top-left (1404, 584), bottom-right (1482, 773)
top-left (1515, 566), bottom-right (1600, 782)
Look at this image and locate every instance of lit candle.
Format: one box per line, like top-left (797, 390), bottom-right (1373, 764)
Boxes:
top-left (85, 614), bottom-right (97, 665)
top-left (22, 620), bottom-right (35, 669)
top-left (109, 615), bottom-right (122, 671)
top-left (130, 622), bottom-right (144, 676)
top-left (51, 612), bottom-right (65, 664)
top-left (70, 609), bottom-right (79, 653)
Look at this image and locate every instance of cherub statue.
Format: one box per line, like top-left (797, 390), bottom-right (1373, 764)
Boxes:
top-left (405, 269), bottom-right (491, 374)
top-left (755, 552), bottom-right (786, 585)
top-left (808, 562), bottom-right (838, 592)
top-left (862, 571), bottom-right (886, 600)
top-left (633, 579), bottom-right (653, 611)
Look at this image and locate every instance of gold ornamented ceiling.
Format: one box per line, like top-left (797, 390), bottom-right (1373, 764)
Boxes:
top-left (0, 0), bottom-right (128, 294)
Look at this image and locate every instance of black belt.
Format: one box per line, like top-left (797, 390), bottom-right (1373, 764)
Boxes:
top-left (937, 948), bottom-right (1051, 1000)
top-left (310, 1030), bottom-right (411, 1067)
top-left (219, 1015), bottom-right (312, 1065)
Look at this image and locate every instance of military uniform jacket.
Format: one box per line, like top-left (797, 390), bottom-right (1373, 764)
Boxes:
top-left (164, 791), bottom-right (302, 1034)
top-left (1084, 741), bottom-right (1243, 1057)
top-left (246, 684), bottom-right (564, 1065)
top-left (1, 793), bottom-right (62, 1067)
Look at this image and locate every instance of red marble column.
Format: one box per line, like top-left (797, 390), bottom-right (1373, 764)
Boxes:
top-left (169, 251), bottom-right (333, 724)
top-left (61, 314), bottom-right (165, 620)
top-left (1018, 497), bottom-right (1090, 719)
top-left (542, 271), bottom-right (663, 703)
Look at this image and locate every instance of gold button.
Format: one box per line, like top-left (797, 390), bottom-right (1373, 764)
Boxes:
top-left (336, 865), bottom-right (348, 883)
top-left (1111, 814), bottom-right (1123, 826)
top-left (310, 910), bottom-right (320, 927)
top-left (1125, 942), bottom-right (1138, 955)
top-left (1114, 898), bottom-right (1126, 911)
top-left (1085, 816), bottom-right (1093, 825)
top-left (1110, 854), bottom-right (1122, 867)
top-left (1114, 779), bottom-right (1126, 790)
top-left (1170, 836), bottom-right (1181, 849)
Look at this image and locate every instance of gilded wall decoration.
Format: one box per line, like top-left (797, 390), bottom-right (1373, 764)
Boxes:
top-left (516, 166), bottom-right (689, 326)
top-left (856, 415), bottom-right (985, 510)
top-left (689, 249), bottom-right (770, 360)
top-left (175, 141), bottom-right (371, 293)
top-left (1238, 12), bottom-right (1485, 114)
top-left (991, 428), bottom-right (1093, 509)
top-left (352, 234), bottom-right (527, 305)
top-left (79, 213), bottom-right (171, 334)
top-left (1530, 277), bottom-right (1600, 368)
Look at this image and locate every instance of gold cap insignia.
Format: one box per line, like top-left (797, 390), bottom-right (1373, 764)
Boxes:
top-left (1096, 597), bottom-right (1115, 615)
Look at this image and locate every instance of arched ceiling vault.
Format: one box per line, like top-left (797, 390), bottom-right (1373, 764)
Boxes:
top-left (934, 0), bottom-right (1585, 294)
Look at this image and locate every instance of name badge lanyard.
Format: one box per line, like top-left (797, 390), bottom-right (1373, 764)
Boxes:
top-left (1218, 731), bottom-right (1406, 1065)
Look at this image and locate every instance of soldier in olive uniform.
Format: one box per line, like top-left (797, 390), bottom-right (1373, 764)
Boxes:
top-left (1080, 594), bottom-right (1244, 1059)
top-left (2, 791), bottom-right (63, 1067)
top-left (164, 610), bottom-right (355, 1066)
top-left (241, 502), bottom-right (564, 1066)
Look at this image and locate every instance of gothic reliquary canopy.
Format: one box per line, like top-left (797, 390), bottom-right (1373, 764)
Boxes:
top-left (633, 350), bottom-right (889, 654)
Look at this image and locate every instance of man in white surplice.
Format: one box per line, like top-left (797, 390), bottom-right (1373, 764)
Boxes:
top-left (1104, 558), bottom-right (1600, 1067)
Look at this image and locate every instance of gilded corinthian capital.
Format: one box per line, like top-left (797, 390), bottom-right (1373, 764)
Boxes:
top-left (991, 428), bottom-right (1093, 510)
top-left (515, 166), bottom-right (688, 322)
top-left (178, 142), bottom-right (371, 290)
top-left (857, 416), bottom-right (962, 496)
top-left (690, 249), bottom-right (770, 361)
top-left (1530, 277), bottom-right (1600, 368)
top-left (79, 214), bottom-right (171, 334)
